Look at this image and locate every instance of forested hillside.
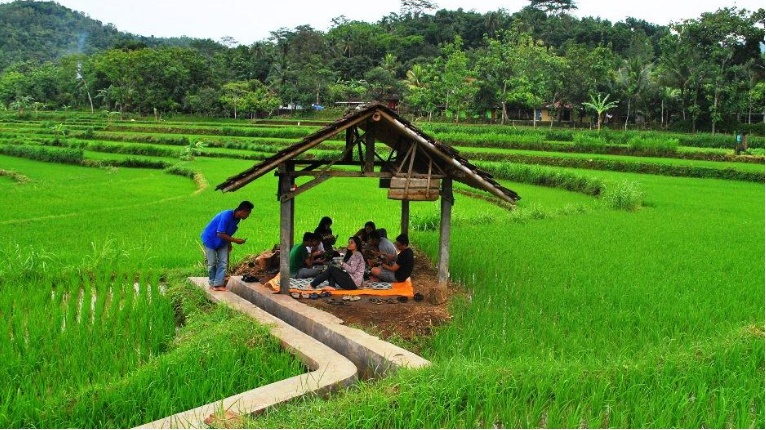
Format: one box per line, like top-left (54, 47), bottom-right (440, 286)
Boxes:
top-left (0, 0), bottom-right (127, 69)
top-left (0, 0), bottom-right (763, 133)
top-left (0, 0), bottom-right (213, 70)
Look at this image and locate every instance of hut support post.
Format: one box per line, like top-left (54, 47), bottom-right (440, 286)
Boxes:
top-left (278, 167), bottom-right (294, 294)
top-left (437, 178), bottom-right (453, 286)
top-left (400, 199), bottom-right (410, 237)
top-left (364, 122), bottom-right (375, 172)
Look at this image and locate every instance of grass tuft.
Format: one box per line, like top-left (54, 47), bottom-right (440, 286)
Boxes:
top-left (601, 180), bottom-right (645, 211)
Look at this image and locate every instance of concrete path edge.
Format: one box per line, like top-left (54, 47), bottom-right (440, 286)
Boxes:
top-left (136, 280), bottom-right (358, 429)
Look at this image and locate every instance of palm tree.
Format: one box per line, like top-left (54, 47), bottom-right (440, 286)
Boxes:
top-left (405, 64), bottom-right (426, 89)
top-left (484, 11), bottom-right (500, 39)
top-left (617, 58), bottom-right (653, 130)
top-left (582, 93), bottom-right (618, 131)
top-left (659, 86), bottom-right (681, 129)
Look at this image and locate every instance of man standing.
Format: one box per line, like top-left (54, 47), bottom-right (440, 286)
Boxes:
top-left (201, 201), bottom-right (253, 291)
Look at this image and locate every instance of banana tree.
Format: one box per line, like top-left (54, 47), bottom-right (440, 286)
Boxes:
top-left (582, 93), bottom-right (618, 131)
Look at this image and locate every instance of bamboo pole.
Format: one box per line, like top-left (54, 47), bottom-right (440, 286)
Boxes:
top-left (438, 178), bottom-right (453, 286)
top-left (278, 165), bottom-right (294, 294)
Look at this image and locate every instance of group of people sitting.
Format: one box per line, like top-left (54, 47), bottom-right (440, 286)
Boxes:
top-left (288, 217), bottom-right (414, 291)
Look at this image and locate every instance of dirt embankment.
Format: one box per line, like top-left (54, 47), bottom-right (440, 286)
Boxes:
top-left (231, 247), bottom-right (458, 342)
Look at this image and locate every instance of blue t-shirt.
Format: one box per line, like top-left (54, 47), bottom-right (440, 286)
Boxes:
top-left (201, 210), bottom-right (239, 249)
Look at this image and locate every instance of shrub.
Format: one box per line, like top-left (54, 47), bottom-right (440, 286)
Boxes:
top-left (627, 135), bottom-right (678, 156)
top-left (0, 144), bottom-right (83, 164)
top-left (476, 161), bottom-right (606, 196)
top-left (411, 212), bottom-right (441, 232)
top-left (573, 133), bottom-right (608, 152)
top-left (602, 180), bottom-right (644, 211)
top-left (164, 164), bottom-right (197, 179)
top-left (544, 129), bottom-right (574, 142)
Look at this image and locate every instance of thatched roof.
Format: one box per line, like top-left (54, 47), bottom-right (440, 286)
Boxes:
top-left (216, 103), bottom-right (520, 203)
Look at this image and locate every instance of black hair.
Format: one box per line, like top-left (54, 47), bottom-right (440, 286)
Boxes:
top-left (376, 228), bottom-right (387, 239)
top-left (364, 221), bottom-right (376, 230)
top-left (395, 233), bottom-right (409, 246)
top-left (368, 229), bottom-right (380, 241)
top-left (302, 231), bottom-right (314, 242)
top-left (318, 216), bottom-right (332, 229)
top-left (236, 200), bottom-right (254, 211)
top-left (344, 236), bottom-right (363, 263)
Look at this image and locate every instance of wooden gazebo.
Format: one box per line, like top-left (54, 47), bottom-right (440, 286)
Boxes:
top-left (216, 103), bottom-right (520, 293)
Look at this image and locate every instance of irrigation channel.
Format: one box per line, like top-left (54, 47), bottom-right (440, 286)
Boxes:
top-left (137, 276), bottom-right (430, 428)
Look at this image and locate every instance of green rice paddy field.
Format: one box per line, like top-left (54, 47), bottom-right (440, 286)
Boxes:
top-left (0, 114), bottom-right (763, 428)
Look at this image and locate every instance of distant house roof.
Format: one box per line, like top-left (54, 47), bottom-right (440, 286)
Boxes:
top-left (216, 102), bottom-right (520, 204)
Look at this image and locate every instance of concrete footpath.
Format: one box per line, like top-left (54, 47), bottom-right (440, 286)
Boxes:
top-left (137, 276), bottom-right (430, 428)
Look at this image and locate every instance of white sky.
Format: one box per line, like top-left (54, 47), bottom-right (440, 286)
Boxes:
top-left (6, 0), bottom-right (764, 45)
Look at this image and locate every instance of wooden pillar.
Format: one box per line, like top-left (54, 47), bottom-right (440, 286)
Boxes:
top-left (343, 127), bottom-right (355, 163)
top-left (278, 165), bottom-right (294, 294)
top-left (437, 178), bottom-right (453, 286)
top-left (364, 121), bottom-right (376, 172)
top-left (400, 199), bottom-right (410, 237)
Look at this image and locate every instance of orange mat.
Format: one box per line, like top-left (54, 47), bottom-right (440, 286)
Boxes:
top-left (265, 275), bottom-right (414, 298)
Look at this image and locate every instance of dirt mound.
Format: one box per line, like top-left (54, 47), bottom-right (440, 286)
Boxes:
top-left (231, 247), bottom-right (456, 343)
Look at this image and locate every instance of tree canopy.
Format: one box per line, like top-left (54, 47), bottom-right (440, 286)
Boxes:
top-left (0, 0), bottom-right (762, 132)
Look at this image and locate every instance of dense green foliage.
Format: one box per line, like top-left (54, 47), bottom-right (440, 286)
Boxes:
top-left (0, 0), bottom-right (762, 133)
top-left (0, 0), bottom-right (209, 70)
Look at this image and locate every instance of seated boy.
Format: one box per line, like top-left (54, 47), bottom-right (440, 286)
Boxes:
top-left (370, 233), bottom-right (414, 283)
top-left (290, 232), bottom-right (325, 278)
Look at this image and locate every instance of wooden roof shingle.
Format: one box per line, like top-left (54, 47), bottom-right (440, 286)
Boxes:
top-left (216, 103), bottom-right (520, 203)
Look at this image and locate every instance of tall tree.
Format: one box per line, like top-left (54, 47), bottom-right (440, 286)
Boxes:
top-left (661, 7), bottom-right (764, 132)
top-left (477, 31), bottom-right (565, 126)
top-left (559, 43), bottom-right (619, 123)
top-left (617, 57), bottom-right (653, 129)
top-left (437, 36), bottom-right (478, 123)
top-left (403, 63), bottom-right (440, 119)
top-left (400, 0), bottom-right (438, 18)
top-left (528, 0), bottom-right (577, 16)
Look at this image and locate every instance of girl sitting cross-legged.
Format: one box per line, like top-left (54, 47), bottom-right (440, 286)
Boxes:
top-left (310, 236), bottom-right (365, 290)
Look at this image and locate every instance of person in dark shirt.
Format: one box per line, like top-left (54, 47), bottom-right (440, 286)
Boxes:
top-left (370, 233), bottom-right (414, 282)
top-left (354, 220), bottom-right (376, 244)
top-left (313, 216), bottom-right (336, 251)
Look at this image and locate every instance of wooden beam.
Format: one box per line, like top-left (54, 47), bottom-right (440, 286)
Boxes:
top-left (400, 199), bottom-right (410, 237)
top-left (219, 113), bottom-right (373, 192)
top-left (437, 178), bottom-right (453, 286)
top-left (286, 170), bottom-right (388, 178)
top-left (343, 127), bottom-right (356, 163)
top-left (375, 109), bottom-right (516, 204)
top-left (284, 170), bottom-right (445, 179)
top-left (364, 122), bottom-right (376, 172)
top-left (279, 174), bottom-right (330, 201)
top-left (278, 166), bottom-right (294, 294)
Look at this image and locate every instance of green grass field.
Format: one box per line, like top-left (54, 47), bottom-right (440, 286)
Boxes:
top-left (0, 114), bottom-right (762, 428)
